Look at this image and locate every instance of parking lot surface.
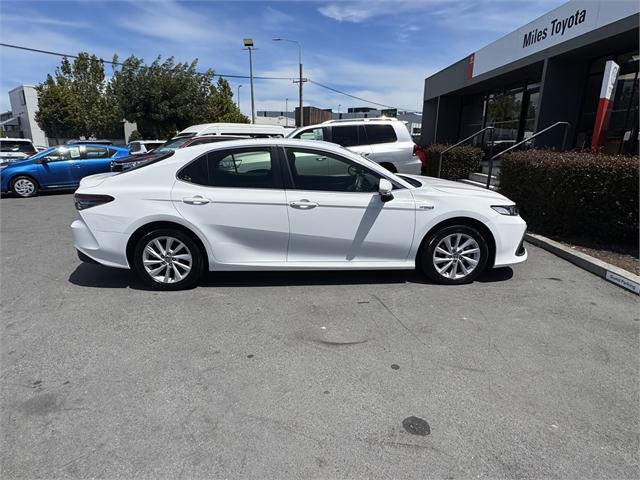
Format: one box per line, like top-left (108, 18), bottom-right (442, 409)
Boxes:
top-left (1, 193), bottom-right (638, 479)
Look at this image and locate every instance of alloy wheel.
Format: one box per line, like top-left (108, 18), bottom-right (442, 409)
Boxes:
top-left (432, 233), bottom-right (481, 280)
top-left (142, 236), bottom-right (193, 284)
top-left (13, 178), bottom-right (36, 197)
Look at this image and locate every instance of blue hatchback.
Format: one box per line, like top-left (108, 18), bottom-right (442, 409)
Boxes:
top-left (0, 144), bottom-right (130, 197)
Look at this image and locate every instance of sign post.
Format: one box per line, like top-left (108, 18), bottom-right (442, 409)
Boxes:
top-left (591, 60), bottom-right (619, 151)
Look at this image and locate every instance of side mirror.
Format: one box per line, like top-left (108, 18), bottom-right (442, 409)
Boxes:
top-left (379, 178), bottom-right (394, 202)
top-left (39, 156), bottom-right (50, 164)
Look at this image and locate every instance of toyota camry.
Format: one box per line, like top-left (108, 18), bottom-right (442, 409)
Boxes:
top-left (71, 139), bottom-right (527, 290)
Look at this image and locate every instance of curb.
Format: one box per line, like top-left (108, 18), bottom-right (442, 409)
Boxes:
top-left (524, 233), bottom-right (640, 295)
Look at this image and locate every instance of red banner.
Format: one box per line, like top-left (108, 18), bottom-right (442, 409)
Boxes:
top-left (591, 60), bottom-right (619, 151)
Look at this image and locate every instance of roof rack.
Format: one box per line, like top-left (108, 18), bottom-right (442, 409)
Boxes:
top-left (322, 117), bottom-right (400, 124)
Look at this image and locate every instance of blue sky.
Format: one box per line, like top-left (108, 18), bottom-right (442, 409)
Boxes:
top-left (0, 0), bottom-right (566, 114)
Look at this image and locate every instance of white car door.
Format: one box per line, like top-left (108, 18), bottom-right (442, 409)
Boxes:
top-left (171, 146), bottom-right (289, 264)
top-left (283, 147), bottom-right (415, 263)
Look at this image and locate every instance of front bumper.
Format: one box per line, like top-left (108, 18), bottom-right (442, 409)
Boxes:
top-left (487, 215), bottom-right (528, 267)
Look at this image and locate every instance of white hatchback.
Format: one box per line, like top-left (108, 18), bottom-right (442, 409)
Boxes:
top-left (71, 139), bottom-right (527, 290)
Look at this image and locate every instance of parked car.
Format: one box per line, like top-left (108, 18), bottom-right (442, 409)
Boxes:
top-left (1, 144), bottom-right (130, 197)
top-left (0, 138), bottom-right (37, 167)
top-left (111, 135), bottom-right (247, 172)
top-left (286, 117), bottom-right (423, 174)
top-left (175, 123), bottom-right (285, 138)
top-left (72, 138), bottom-right (527, 290)
top-left (128, 140), bottom-right (165, 155)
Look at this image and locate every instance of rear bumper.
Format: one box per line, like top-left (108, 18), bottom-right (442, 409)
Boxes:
top-left (71, 217), bottom-right (130, 269)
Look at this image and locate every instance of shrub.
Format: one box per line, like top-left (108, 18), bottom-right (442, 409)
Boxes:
top-left (128, 130), bottom-right (143, 142)
top-left (499, 149), bottom-right (639, 243)
top-left (421, 144), bottom-right (483, 180)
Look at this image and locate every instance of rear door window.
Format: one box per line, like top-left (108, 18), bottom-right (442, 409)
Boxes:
top-left (178, 148), bottom-right (276, 189)
top-left (84, 146), bottom-right (111, 159)
top-left (330, 125), bottom-right (359, 147)
top-left (364, 125), bottom-right (397, 144)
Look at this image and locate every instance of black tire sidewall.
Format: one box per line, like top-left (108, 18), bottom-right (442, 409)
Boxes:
top-left (11, 176), bottom-right (38, 198)
top-left (422, 225), bottom-right (488, 285)
top-left (133, 229), bottom-right (204, 290)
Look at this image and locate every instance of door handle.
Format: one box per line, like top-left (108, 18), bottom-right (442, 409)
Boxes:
top-left (289, 200), bottom-right (318, 210)
top-left (183, 196), bottom-right (210, 205)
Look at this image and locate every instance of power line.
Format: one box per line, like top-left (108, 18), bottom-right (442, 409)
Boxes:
top-left (308, 79), bottom-right (418, 113)
top-left (1, 42), bottom-right (419, 113)
top-left (0, 43), bottom-right (294, 80)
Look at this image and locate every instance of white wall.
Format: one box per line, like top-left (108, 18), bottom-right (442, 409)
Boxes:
top-left (8, 85), bottom-right (48, 147)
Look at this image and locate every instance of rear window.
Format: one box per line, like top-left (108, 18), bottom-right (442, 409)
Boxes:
top-left (364, 125), bottom-right (397, 144)
top-left (0, 141), bottom-right (36, 154)
top-left (118, 152), bottom-right (175, 173)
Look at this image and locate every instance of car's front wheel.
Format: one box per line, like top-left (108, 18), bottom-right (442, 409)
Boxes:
top-left (11, 176), bottom-right (38, 198)
top-left (132, 229), bottom-right (205, 290)
top-left (421, 225), bottom-right (489, 284)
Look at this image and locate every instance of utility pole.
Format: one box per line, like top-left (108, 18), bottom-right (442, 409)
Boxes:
top-left (273, 38), bottom-right (305, 127)
top-left (285, 98), bottom-right (289, 127)
top-left (243, 39), bottom-right (256, 124)
top-left (237, 84), bottom-right (242, 112)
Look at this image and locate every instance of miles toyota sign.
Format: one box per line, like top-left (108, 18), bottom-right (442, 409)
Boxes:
top-left (468, 0), bottom-right (638, 78)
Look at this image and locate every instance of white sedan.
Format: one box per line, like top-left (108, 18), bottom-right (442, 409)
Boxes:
top-left (71, 139), bottom-right (527, 290)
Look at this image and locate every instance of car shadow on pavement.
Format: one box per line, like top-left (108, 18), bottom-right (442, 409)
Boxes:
top-left (68, 263), bottom-right (513, 290)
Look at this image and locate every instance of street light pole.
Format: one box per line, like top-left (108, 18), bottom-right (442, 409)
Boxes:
top-left (237, 84), bottom-right (242, 112)
top-left (243, 39), bottom-right (256, 124)
top-left (273, 38), bottom-right (303, 127)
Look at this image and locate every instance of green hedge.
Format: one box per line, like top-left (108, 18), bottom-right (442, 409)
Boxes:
top-left (499, 150), bottom-right (639, 243)
top-left (421, 144), bottom-right (483, 180)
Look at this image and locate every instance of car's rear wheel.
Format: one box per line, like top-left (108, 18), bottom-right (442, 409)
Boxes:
top-left (11, 176), bottom-right (38, 198)
top-left (421, 225), bottom-right (488, 285)
top-left (132, 229), bottom-right (204, 290)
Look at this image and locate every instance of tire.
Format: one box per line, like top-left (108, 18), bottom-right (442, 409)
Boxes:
top-left (421, 225), bottom-right (489, 285)
top-left (132, 229), bottom-right (205, 290)
top-left (11, 176), bottom-right (38, 198)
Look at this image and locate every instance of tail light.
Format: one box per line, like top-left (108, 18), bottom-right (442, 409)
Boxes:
top-left (74, 193), bottom-right (114, 210)
top-left (413, 144), bottom-right (427, 166)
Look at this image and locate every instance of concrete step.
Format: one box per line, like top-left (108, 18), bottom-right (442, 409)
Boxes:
top-left (469, 172), bottom-right (500, 187)
top-left (458, 178), bottom-right (499, 191)
top-left (481, 164), bottom-right (501, 175)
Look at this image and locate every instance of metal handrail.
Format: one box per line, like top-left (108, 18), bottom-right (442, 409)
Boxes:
top-left (484, 121), bottom-right (570, 189)
top-left (437, 126), bottom-right (495, 179)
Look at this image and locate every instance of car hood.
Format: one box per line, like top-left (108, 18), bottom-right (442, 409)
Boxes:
top-left (402, 174), bottom-right (513, 203)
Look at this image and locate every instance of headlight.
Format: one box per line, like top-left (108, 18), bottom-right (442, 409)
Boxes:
top-left (491, 205), bottom-right (519, 216)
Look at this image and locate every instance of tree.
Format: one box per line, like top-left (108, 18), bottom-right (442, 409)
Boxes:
top-left (111, 55), bottom-right (248, 138)
top-left (208, 77), bottom-right (248, 123)
top-left (35, 53), bottom-right (122, 139)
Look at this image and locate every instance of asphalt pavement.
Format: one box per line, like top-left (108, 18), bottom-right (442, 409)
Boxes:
top-left (1, 192), bottom-right (638, 479)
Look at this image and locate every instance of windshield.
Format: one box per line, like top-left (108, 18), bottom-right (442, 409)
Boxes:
top-left (0, 141), bottom-right (36, 154)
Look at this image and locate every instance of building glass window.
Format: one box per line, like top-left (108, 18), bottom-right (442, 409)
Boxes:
top-left (576, 51), bottom-right (639, 154)
top-left (485, 89), bottom-right (523, 147)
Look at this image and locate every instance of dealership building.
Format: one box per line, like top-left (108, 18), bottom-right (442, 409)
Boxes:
top-left (420, 0), bottom-right (639, 155)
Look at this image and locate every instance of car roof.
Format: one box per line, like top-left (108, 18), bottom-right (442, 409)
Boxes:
top-left (0, 138), bottom-right (33, 143)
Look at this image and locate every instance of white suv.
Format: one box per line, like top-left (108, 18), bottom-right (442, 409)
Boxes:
top-left (286, 118), bottom-right (422, 174)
